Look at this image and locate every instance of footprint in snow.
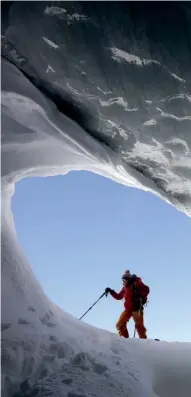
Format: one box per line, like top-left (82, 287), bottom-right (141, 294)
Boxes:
top-left (1, 322), bottom-right (12, 331)
top-left (49, 335), bottom-right (58, 342)
top-left (18, 318), bottom-right (31, 325)
top-left (48, 341), bottom-right (75, 359)
top-left (28, 306), bottom-right (36, 312)
top-left (42, 354), bottom-right (56, 363)
top-left (62, 378), bottom-right (73, 385)
top-left (22, 356), bottom-right (37, 378)
top-left (71, 352), bottom-right (108, 375)
top-left (39, 313), bottom-right (56, 327)
top-left (35, 362), bottom-right (50, 380)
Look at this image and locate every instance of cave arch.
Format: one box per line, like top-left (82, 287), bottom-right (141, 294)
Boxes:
top-left (1, 2), bottom-right (191, 396)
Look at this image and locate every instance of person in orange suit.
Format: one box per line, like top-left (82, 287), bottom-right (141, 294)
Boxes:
top-left (105, 270), bottom-right (150, 339)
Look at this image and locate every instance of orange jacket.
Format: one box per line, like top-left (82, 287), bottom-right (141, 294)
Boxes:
top-left (111, 277), bottom-right (149, 311)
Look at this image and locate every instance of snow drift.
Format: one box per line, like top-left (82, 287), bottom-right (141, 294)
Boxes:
top-left (1, 2), bottom-right (191, 397)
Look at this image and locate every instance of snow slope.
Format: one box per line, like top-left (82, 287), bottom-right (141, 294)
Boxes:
top-left (1, 2), bottom-right (191, 397)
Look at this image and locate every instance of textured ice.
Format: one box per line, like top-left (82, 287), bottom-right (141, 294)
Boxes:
top-left (42, 37), bottom-right (59, 49)
top-left (44, 6), bottom-right (67, 16)
top-left (1, 2), bottom-right (191, 397)
top-left (110, 47), bottom-right (161, 67)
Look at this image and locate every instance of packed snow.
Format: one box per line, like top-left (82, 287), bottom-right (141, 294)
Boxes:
top-left (1, 2), bottom-right (191, 397)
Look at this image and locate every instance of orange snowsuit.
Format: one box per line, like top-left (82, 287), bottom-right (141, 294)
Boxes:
top-left (110, 277), bottom-right (149, 339)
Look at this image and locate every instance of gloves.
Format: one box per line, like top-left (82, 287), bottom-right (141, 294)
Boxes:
top-left (105, 287), bottom-right (114, 294)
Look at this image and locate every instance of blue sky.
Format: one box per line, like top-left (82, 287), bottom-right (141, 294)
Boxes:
top-left (12, 171), bottom-right (191, 342)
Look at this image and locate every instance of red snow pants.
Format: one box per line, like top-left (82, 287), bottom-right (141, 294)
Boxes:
top-left (116, 310), bottom-right (147, 339)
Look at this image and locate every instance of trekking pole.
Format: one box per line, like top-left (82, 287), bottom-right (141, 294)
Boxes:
top-left (133, 327), bottom-right (136, 338)
top-left (79, 291), bottom-right (106, 321)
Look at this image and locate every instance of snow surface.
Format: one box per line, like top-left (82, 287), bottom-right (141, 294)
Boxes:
top-left (1, 2), bottom-right (191, 396)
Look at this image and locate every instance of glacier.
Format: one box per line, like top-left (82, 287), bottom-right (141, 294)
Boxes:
top-left (1, 2), bottom-right (191, 397)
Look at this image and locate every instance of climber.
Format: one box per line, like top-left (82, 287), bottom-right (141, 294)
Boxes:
top-left (105, 270), bottom-right (150, 339)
